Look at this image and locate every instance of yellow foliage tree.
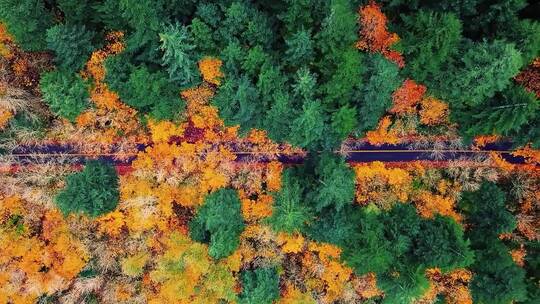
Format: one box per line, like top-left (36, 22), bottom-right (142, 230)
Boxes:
top-left (353, 161), bottom-right (412, 209)
top-left (279, 284), bottom-right (316, 304)
top-left (414, 191), bottom-right (462, 222)
top-left (0, 196), bottom-right (88, 303)
top-left (277, 232), bottom-right (305, 254)
top-left (365, 116), bottom-right (399, 145)
top-left (419, 97), bottom-right (449, 126)
top-left (146, 232), bottom-right (237, 304)
top-left (198, 57), bottom-right (223, 85)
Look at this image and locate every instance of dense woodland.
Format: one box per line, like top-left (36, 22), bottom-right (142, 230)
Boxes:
top-left (0, 0), bottom-right (539, 303)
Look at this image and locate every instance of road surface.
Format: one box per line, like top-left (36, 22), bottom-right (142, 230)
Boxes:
top-left (3, 141), bottom-right (529, 165)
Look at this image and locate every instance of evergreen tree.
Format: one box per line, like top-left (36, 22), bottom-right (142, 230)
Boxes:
top-left (498, 18), bottom-right (540, 65)
top-left (159, 23), bottom-right (201, 87)
top-left (241, 46), bottom-right (271, 78)
top-left (380, 203), bottom-right (422, 259)
top-left (512, 114), bottom-right (540, 149)
top-left (288, 100), bottom-right (326, 149)
top-left (55, 160), bottom-right (119, 217)
top-left (0, 0), bottom-right (53, 51)
top-left (212, 76), bottom-right (263, 133)
top-left (431, 40), bottom-right (522, 107)
top-left (320, 48), bottom-right (363, 107)
top-left (356, 54), bottom-right (402, 135)
top-left (46, 24), bottom-right (96, 72)
top-left (40, 70), bottom-right (90, 122)
top-left (267, 169), bottom-right (313, 234)
top-left (105, 56), bottom-right (184, 121)
top-left (311, 153), bottom-right (355, 211)
top-left (278, 0), bottom-right (317, 34)
top-left (263, 92), bottom-right (296, 142)
top-left (307, 204), bottom-right (362, 248)
top-left (239, 267), bottom-right (280, 304)
top-left (459, 181), bottom-right (517, 238)
top-left (399, 10), bottom-right (462, 82)
top-left (377, 265), bottom-right (430, 304)
top-left (413, 215), bottom-right (474, 271)
top-left (256, 63), bottom-right (286, 108)
top-left (456, 85), bottom-right (539, 140)
top-left (341, 209), bottom-right (395, 274)
top-left (460, 181), bottom-right (527, 304)
top-left (94, 0), bottom-right (129, 30)
top-left (194, 2), bottom-right (222, 28)
top-left (315, 0), bottom-right (358, 76)
top-left (189, 17), bottom-right (218, 55)
top-left (118, 0), bottom-right (166, 63)
top-left (284, 30), bottom-right (315, 68)
top-left (330, 104), bottom-right (357, 140)
top-left (57, 0), bottom-right (101, 26)
top-left (189, 188), bottom-right (245, 259)
top-left (470, 240), bottom-right (527, 304)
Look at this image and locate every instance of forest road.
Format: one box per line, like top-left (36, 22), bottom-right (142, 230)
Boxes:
top-left (2, 141), bottom-right (531, 167)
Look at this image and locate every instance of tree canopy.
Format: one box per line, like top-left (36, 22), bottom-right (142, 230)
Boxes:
top-left (55, 160), bottom-right (119, 217)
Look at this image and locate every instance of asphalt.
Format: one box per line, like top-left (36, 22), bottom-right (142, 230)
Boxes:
top-left (4, 141), bottom-right (529, 165)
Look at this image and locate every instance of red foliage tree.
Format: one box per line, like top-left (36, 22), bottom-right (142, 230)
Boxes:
top-left (514, 58), bottom-right (540, 98)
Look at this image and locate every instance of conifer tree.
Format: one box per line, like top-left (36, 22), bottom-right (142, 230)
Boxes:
top-left (189, 189), bottom-right (245, 259)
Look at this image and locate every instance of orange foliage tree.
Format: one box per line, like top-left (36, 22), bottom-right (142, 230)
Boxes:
top-left (390, 79), bottom-right (427, 115)
top-left (57, 31), bottom-right (146, 155)
top-left (0, 107), bottom-right (13, 129)
top-left (198, 57), bottom-right (224, 85)
top-left (418, 268), bottom-right (473, 304)
top-left (419, 97), bottom-right (449, 125)
top-left (365, 116), bottom-right (399, 145)
top-left (490, 152), bottom-right (515, 172)
top-left (0, 196), bottom-right (88, 304)
top-left (356, 2), bottom-right (404, 67)
top-left (414, 190), bottom-right (462, 223)
top-left (514, 57), bottom-right (540, 98)
top-left (145, 232), bottom-right (238, 304)
top-left (353, 161), bottom-right (412, 209)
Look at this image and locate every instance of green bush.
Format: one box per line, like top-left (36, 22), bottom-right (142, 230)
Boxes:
top-left (55, 160), bottom-right (119, 217)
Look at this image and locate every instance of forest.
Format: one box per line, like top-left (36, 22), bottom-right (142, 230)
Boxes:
top-left (0, 0), bottom-right (539, 303)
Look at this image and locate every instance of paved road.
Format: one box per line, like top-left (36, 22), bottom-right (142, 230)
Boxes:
top-left (3, 141), bottom-right (529, 165)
